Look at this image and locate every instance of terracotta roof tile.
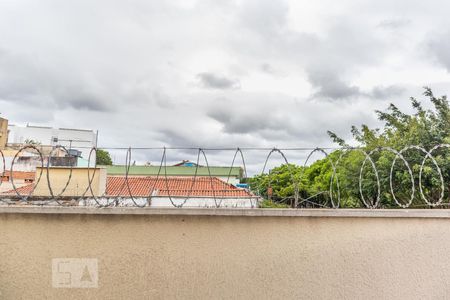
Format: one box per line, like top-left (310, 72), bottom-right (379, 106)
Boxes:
top-left (107, 176), bottom-right (252, 197)
top-left (1, 176), bottom-right (254, 198)
top-left (1, 183), bottom-right (33, 195)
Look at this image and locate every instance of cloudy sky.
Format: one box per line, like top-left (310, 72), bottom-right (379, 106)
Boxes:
top-left (1, 0), bottom-right (450, 168)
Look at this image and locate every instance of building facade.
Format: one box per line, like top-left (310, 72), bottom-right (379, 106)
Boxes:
top-left (0, 118), bottom-right (8, 150)
top-left (7, 124), bottom-right (97, 159)
top-left (104, 176), bottom-right (257, 207)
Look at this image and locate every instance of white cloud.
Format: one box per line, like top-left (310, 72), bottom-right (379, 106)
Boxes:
top-left (0, 0), bottom-right (449, 171)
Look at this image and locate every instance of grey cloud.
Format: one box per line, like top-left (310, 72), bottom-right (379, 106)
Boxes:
top-left (124, 82), bottom-right (175, 109)
top-left (0, 49), bottom-right (113, 112)
top-left (234, 5), bottom-right (390, 101)
top-left (208, 109), bottom-right (287, 135)
top-left (152, 89), bottom-right (175, 108)
top-left (61, 94), bottom-right (110, 112)
top-left (428, 32), bottom-right (450, 72)
top-left (370, 85), bottom-right (405, 99)
top-left (233, 10), bottom-right (389, 103)
top-left (306, 68), bottom-right (362, 100)
top-left (197, 73), bottom-right (241, 90)
top-left (378, 18), bottom-right (411, 29)
top-left (156, 128), bottom-right (197, 147)
top-left (306, 65), bottom-right (404, 101)
top-left (239, 0), bottom-right (289, 34)
top-left (154, 125), bottom-right (261, 151)
top-left (260, 63), bottom-right (276, 74)
top-left (0, 99), bottom-right (55, 124)
top-left (0, 50), bottom-right (47, 102)
top-left (205, 94), bottom-right (361, 145)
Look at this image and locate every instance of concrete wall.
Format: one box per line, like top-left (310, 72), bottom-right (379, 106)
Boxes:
top-left (33, 167), bottom-right (106, 197)
top-left (1, 208), bottom-right (450, 299)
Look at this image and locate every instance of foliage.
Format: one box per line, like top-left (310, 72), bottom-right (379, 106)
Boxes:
top-left (24, 139), bottom-right (41, 146)
top-left (251, 88), bottom-right (450, 208)
top-left (96, 149), bottom-right (113, 165)
top-left (259, 199), bottom-right (290, 208)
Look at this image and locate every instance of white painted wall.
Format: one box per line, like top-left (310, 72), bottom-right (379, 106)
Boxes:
top-left (8, 125), bottom-right (97, 158)
top-left (80, 197), bottom-right (260, 208)
top-left (150, 196), bottom-right (258, 208)
top-left (3, 156), bottom-right (42, 171)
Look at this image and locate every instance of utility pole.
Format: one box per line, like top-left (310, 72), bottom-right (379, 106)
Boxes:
top-left (294, 184), bottom-right (299, 208)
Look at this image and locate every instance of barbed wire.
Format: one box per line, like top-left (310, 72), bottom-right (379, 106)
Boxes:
top-left (0, 144), bottom-right (448, 209)
top-left (10, 145), bottom-right (44, 202)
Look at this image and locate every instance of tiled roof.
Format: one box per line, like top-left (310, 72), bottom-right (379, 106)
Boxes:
top-left (107, 176), bottom-right (252, 197)
top-left (1, 183), bottom-right (33, 195)
top-left (1, 176), bottom-right (254, 198)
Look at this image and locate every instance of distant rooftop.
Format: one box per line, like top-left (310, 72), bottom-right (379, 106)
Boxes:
top-left (103, 165), bottom-right (243, 178)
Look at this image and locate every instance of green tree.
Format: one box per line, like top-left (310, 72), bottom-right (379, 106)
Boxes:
top-left (328, 87), bottom-right (450, 208)
top-left (251, 88), bottom-right (450, 208)
top-left (96, 149), bottom-right (113, 165)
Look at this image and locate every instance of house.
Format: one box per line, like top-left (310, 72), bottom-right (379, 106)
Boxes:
top-left (0, 118), bottom-right (93, 170)
top-left (1, 147), bottom-right (82, 172)
top-left (1, 168), bottom-right (258, 208)
top-left (0, 170), bottom-right (36, 195)
top-left (105, 176), bottom-right (257, 207)
top-left (173, 160), bottom-right (198, 167)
